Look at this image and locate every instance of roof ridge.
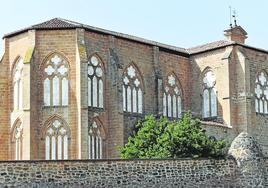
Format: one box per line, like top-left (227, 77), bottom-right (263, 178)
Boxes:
top-left (9, 18), bottom-right (268, 56)
top-left (187, 40), bottom-right (235, 54)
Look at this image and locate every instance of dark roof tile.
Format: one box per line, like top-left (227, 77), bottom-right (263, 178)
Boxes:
top-left (3, 18), bottom-right (188, 55)
top-left (187, 40), bottom-right (235, 54)
top-left (3, 18), bottom-right (268, 56)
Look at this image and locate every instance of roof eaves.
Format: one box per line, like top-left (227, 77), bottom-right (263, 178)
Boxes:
top-left (80, 24), bottom-right (188, 55)
top-left (3, 18), bottom-right (189, 55)
top-left (236, 43), bottom-right (268, 55)
top-left (189, 43), bottom-right (234, 55)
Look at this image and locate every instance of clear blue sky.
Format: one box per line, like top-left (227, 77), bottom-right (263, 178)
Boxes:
top-left (1, 0), bottom-right (268, 55)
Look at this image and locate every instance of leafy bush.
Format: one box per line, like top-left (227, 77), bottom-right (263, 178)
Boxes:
top-left (120, 113), bottom-right (227, 159)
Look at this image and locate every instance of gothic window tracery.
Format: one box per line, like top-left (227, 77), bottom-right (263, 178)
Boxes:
top-left (45, 118), bottom-right (69, 160)
top-left (43, 55), bottom-right (69, 107)
top-left (88, 121), bottom-right (104, 159)
top-left (13, 58), bottom-right (24, 110)
top-left (88, 55), bottom-right (104, 108)
top-left (202, 70), bottom-right (217, 118)
top-left (122, 64), bottom-right (143, 113)
top-left (12, 120), bottom-right (23, 160)
top-left (255, 71), bottom-right (268, 114)
top-left (163, 74), bottom-right (182, 118)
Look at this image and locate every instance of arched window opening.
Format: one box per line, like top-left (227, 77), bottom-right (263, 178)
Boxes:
top-left (202, 70), bottom-right (217, 118)
top-left (13, 58), bottom-right (24, 110)
top-left (88, 121), bottom-right (104, 159)
top-left (255, 71), bottom-right (268, 114)
top-left (44, 118), bottom-right (69, 160)
top-left (88, 55), bottom-right (104, 108)
top-left (12, 120), bottom-right (23, 160)
top-left (122, 64), bottom-right (143, 113)
top-left (43, 54), bottom-right (69, 107)
top-left (163, 74), bottom-right (182, 118)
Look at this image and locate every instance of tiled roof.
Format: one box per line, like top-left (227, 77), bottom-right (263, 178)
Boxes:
top-left (3, 18), bottom-right (188, 55)
top-left (3, 18), bottom-right (268, 56)
top-left (31, 18), bottom-right (82, 29)
top-left (187, 40), bottom-right (235, 54)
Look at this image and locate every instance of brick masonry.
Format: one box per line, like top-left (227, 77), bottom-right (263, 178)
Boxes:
top-left (1, 19), bottom-right (268, 160)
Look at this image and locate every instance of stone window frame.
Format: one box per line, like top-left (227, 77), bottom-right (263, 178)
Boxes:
top-left (255, 70), bottom-right (268, 114)
top-left (42, 116), bottom-right (70, 160)
top-left (11, 119), bottom-right (23, 160)
top-left (162, 73), bottom-right (183, 119)
top-left (201, 68), bottom-right (218, 119)
top-left (122, 63), bottom-right (144, 114)
top-left (43, 53), bottom-right (70, 107)
top-left (87, 54), bottom-right (105, 109)
top-left (12, 57), bottom-right (24, 111)
top-left (88, 118), bottom-right (106, 159)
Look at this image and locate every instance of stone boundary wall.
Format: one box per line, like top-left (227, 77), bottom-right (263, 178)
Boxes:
top-left (0, 159), bottom-right (239, 187)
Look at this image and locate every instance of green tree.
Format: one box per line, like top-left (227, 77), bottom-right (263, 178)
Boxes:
top-left (120, 113), bottom-right (227, 159)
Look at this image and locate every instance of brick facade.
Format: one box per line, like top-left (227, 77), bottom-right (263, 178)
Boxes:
top-left (1, 18), bottom-right (268, 160)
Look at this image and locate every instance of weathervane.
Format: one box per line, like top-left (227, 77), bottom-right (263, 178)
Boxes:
top-left (229, 6), bottom-right (238, 28)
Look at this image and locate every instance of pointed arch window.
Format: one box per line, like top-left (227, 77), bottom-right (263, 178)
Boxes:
top-left (43, 55), bottom-right (69, 107)
top-left (88, 55), bottom-right (104, 108)
top-left (202, 70), bottom-right (217, 118)
top-left (12, 120), bottom-right (23, 160)
top-left (122, 64), bottom-right (143, 113)
top-left (88, 121), bottom-right (104, 159)
top-left (255, 71), bottom-right (268, 114)
top-left (13, 58), bottom-right (24, 110)
top-left (44, 118), bottom-right (69, 160)
top-left (163, 74), bottom-right (182, 118)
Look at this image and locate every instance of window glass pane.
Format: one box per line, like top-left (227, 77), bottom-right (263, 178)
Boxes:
top-left (172, 95), bottom-right (177, 118)
top-left (99, 137), bottom-right (102, 159)
top-left (264, 101), bottom-right (268, 114)
top-left (211, 88), bottom-right (217, 117)
top-left (63, 135), bottom-right (68, 160)
top-left (57, 135), bottom-right (62, 160)
top-left (62, 78), bottom-right (68, 106)
top-left (163, 93), bottom-right (167, 116)
top-left (132, 88), bottom-right (137, 113)
top-left (255, 99), bottom-right (259, 113)
top-left (127, 86), bottom-right (132, 112)
top-left (203, 89), bottom-right (210, 118)
top-left (99, 80), bottom-right (103, 108)
top-left (88, 135), bottom-right (92, 159)
top-left (260, 100), bottom-right (264, 113)
top-left (92, 76), bottom-right (98, 107)
top-left (44, 78), bottom-right (50, 106)
top-left (53, 76), bottom-right (60, 106)
top-left (51, 136), bottom-right (56, 160)
top-left (88, 78), bottom-right (92, 106)
top-left (177, 96), bottom-right (182, 118)
top-left (92, 136), bottom-right (95, 159)
top-left (45, 136), bottom-right (50, 160)
top-left (138, 88), bottom-right (142, 113)
top-left (167, 94), bottom-right (172, 117)
top-left (123, 86), bottom-right (126, 111)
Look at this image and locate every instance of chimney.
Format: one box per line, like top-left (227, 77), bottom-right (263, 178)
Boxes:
top-left (224, 26), bottom-right (248, 44)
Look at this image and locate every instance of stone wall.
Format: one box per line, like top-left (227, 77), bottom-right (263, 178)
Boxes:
top-left (0, 159), bottom-right (238, 187)
top-left (0, 132), bottom-right (266, 187)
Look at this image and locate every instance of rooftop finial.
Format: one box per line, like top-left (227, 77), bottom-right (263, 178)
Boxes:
top-left (233, 9), bottom-right (238, 26)
top-left (229, 6), bottom-right (233, 28)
